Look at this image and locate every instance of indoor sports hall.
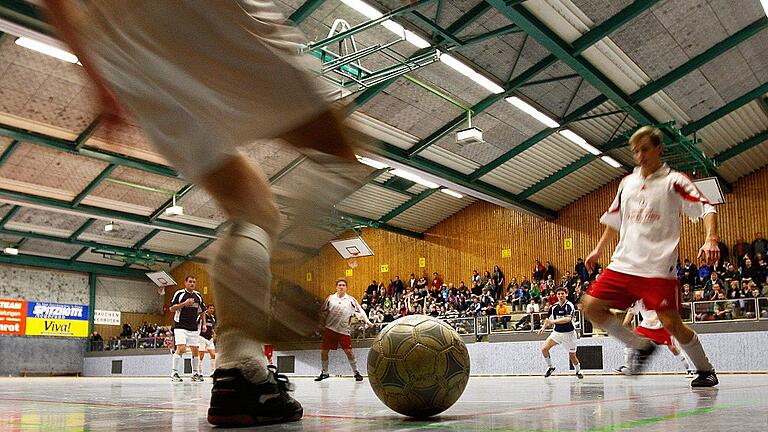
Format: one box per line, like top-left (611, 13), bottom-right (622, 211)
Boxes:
top-left (0, 0), bottom-right (767, 431)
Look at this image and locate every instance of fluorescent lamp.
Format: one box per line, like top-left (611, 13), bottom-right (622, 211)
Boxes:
top-left (761, 0), bottom-right (768, 17)
top-left (15, 37), bottom-right (79, 64)
top-left (441, 188), bottom-right (463, 199)
top-left (356, 155), bottom-right (389, 170)
top-left (382, 20), bottom-right (431, 48)
top-left (340, 0), bottom-right (382, 19)
top-left (440, 54), bottom-right (504, 94)
top-left (600, 155), bottom-right (623, 168)
top-left (104, 222), bottom-right (120, 232)
top-left (506, 97), bottom-right (560, 128)
top-left (559, 129), bottom-right (601, 155)
top-left (3, 247), bottom-right (18, 255)
top-left (391, 168), bottom-right (440, 189)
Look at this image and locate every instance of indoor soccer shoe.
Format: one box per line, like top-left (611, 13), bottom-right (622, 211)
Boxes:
top-left (354, 372), bottom-right (363, 382)
top-left (314, 372), bottom-right (330, 382)
top-left (613, 365), bottom-right (629, 374)
top-left (171, 373), bottom-right (183, 382)
top-left (690, 370), bottom-right (719, 388)
top-left (208, 366), bottom-right (302, 427)
top-left (192, 373), bottom-right (204, 382)
top-left (575, 372), bottom-right (584, 379)
top-left (626, 344), bottom-right (657, 375)
top-left (544, 367), bottom-right (555, 378)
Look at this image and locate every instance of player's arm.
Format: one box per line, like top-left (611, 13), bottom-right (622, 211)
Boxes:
top-left (168, 293), bottom-right (189, 312)
top-left (622, 310), bottom-right (634, 327)
top-left (550, 315), bottom-right (573, 324)
top-left (586, 226), bottom-right (618, 270)
top-left (698, 212), bottom-right (720, 265)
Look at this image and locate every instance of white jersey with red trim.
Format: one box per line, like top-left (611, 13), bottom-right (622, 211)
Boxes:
top-left (631, 299), bottom-right (663, 330)
top-left (600, 164), bottom-right (715, 278)
top-left (321, 293), bottom-right (364, 336)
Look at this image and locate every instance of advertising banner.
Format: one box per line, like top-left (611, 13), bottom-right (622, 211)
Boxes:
top-left (25, 301), bottom-right (89, 338)
top-left (94, 310), bottom-right (121, 326)
top-left (0, 298), bottom-right (27, 335)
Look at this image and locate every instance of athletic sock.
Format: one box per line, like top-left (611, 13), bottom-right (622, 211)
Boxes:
top-left (321, 360), bottom-right (329, 374)
top-left (623, 347), bottom-right (631, 365)
top-left (348, 357), bottom-right (358, 374)
top-left (573, 362), bottom-right (581, 373)
top-left (191, 356), bottom-right (200, 375)
top-left (600, 317), bottom-right (653, 350)
top-left (675, 353), bottom-right (691, 370)
top-left (681, 334), bottom-right (713, 372)
top-left (172, 354), bottom-right (181, 375)
top-left (544, 356), bottom-right (553, 368)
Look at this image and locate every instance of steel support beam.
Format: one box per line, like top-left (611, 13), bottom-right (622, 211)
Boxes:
top-left (629, 17), bottom-right (768, 104)
top-left (379, 188), bottom-right (438, 222)
top-left (518, 154), bottom-right (595, 199)
top-left (288, 0), bottom-right (326, 24)
top-left (681, 82), bottom-right (768, 136)
top-left (74, 116), bottom-right (102, 150)
top-left (444, 1), bottom-right (491, 35)
top-left (713, 130), bottom-right (768, 164)
top-left (0, 253), bottom-right (147, 278)
top-left (0, 204), bottom-right (20, 227)
top-left (72, 164), bottom-right (117, 206)
top-left (88, 273), bottom-right (96, 334)
top-left (69, 246), bottom-right (89, 262)
top-left (0, 139), bottom-right (20, 167)
top-left (69, 218), bottom-right (96, 241)
top-left (0, 226), bottom-right (187, 263)
top-left (132, 229), bottom-right (160, 250)
top-left (336, 212), bottom-right (424, 239)
top-left (0, 0), bottom-right (49, 35)
top-left (0, 188), bottom-right (217, 238)
top-left (269, 155), bottom-right (308, 184)
top-left (189, 237), bottom-right (216, 257)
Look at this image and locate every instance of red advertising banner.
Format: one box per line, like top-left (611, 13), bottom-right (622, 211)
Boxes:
top-left (0, 298), bottom-right (27, 335)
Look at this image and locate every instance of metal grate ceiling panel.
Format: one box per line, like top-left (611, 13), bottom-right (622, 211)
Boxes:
top-left (78, 220), bottom-right (156, 247)
top-left (75, 249), bottom-right (124, 267)
top-left (5, 207), bottom-right (89, 237)
top-left (142, 231), bottom-right (209, 256)
top-left (388, 190), bottom-right (475, 232)
top-left (479, 132), bottom-right (589, 194)
top-left (18, 238), bottom-right (83, 259)
top-left (335, 183), bottom-right (411, 220)
top-left (241, 139), bottom-right (303, 180)
top-left (529, 158), bottom-right (624, 210)
top-left (83, 166), bottom-right (187, 214)
top-left (172, 188), bottom-right (226, 223)
top-left (419, 144), bottom-right (481, 175)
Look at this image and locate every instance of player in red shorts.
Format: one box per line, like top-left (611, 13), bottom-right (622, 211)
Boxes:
top-left (614, 300), bottom-right (694, 377)
top-left (583, 126), bottom-right (719, 387)
top-left (315, 279), bottom-right (372, 382)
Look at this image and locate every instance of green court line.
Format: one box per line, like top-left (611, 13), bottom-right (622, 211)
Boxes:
top-left (585, 402), bottom-right (744, 432)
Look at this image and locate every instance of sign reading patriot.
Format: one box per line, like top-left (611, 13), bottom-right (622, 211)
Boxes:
top-left (25, 301), bottom-right (89, 338)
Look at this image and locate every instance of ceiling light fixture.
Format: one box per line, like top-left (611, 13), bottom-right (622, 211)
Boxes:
top-left (356, 155), bottom-right (389, 170)
top-left (440, 188), bottom-right (463, 198)
top-left (3, 247), bottom-right (18, 255)
top-left (104, 221), bottom-right (120, 232)
top-left (391, 168), bottom-right (440, 189)
top-left (600, 155), bottom-right (623, 168)
top-left (559, 129), bottom-right (602, 155)
top-left (506, 97), bottom-right (560, 128)
top-left (439, 53), bottom-right (504, 94)
top-left (164, 195), bottom-right (184, 217)
top-left (15, 37), bottom-right (79, 64)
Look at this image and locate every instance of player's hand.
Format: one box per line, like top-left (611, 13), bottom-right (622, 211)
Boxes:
top-left (698, 239), bottom-right (720, 266)
top-left (201, 325), bottom-right (207, 333)
top-left (585, 249), bottom-right (600, 271)
top-left (183, 298), bottom-right (194, 306)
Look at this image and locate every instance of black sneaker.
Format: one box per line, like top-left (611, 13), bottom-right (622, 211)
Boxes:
top-left (354, 372), bottom-right (363, 382)
top-left (207, 365), bottom-right (302, 427)
top-left (691, 370), bottom-right (718, 388)
top-left (613, 365), bottom-right (629, 375)
top-left (171, 373), bottom-right (183, 382)
top-left (627, 343), bottom-right (657, 375)
top-left (575, 372), bottom-right (584, 379)
top-left (544, 367), bottom-right (556, 378)
top-left (314, 372), bottom-right (330, 382)
top-left (192, 374), bottom-right (204, 382)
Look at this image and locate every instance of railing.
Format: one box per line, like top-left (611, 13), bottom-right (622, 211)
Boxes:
top-left (89, 298), bottom-right (768, 350)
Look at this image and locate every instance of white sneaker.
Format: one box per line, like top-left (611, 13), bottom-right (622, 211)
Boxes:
top-left (613, 365), bottom-right (629, 374)
top-left (171, 373), bottom-right (183, 382)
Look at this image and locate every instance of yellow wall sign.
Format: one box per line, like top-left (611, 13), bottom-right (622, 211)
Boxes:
top-left (418, 257), bottom-right (426, 268)
top-left (306, 272), bottom-right (312, 282)
top-left (25, 318), bottom-right (89, 338)
top-left (380, 264), bottom-right (389, 273)
top-left (564, 238), bottom-right (573, 250)
top-left (501, 248), bottom-right (512, 258)
top-left (345, 268), bottom-right (353, 277)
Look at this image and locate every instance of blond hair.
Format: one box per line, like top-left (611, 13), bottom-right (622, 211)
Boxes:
top-left (629, 125), bottom-right (663, 147)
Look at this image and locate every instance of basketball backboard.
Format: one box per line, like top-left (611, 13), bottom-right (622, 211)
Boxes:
top-left (330, 236), bottom-right (374, 259)
top-left (146, 271), bottom-right (177, 287)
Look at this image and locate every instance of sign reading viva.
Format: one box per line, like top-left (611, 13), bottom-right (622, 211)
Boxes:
top-left (0, 298), bottom-right (27, 335)
top-left (25, 301), bottom-right (89, 338)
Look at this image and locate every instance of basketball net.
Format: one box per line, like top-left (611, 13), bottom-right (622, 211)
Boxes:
top-left (157, 286), bottom-right (166, 296)
top-left (347, 251), bottom-right (359, 268)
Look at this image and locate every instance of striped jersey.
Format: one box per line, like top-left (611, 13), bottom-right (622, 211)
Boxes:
top-left (170, 289), bottom-right (205, 331)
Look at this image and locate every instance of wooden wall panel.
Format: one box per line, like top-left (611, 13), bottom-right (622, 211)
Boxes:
top-left (186, 167), bottom-right (768, 304)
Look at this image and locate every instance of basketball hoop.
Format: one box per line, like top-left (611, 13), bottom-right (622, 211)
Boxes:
top-left (347, 251), bottom-right (359, 269)
top-left (157, 286), bottom-right (166, 296)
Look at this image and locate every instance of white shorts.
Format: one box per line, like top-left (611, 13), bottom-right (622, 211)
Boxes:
top-left (199, 336), bottom-right (216, 352)
top-left (74, 0), bottom-right (329, 180)
top-left (547, 330), bottom-right (578, 353)
top-left (174, 328), bottom-right (200, 347)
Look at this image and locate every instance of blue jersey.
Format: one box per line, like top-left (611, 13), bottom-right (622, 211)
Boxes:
top-left (548, 301), bottom-right (575, 333)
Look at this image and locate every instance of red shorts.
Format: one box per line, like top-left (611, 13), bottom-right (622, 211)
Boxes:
top-left (635, 326), bottom-right (673, 346)
top-left (588, 268), bottom-right (679, 311)
top-left (321, 329), bottom-right (352, 351)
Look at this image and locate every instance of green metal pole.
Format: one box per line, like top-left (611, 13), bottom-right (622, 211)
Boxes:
top-left (88, 272), bottom-right (96, 335)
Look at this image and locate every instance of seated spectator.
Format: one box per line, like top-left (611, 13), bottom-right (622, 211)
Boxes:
top-left (741, 257), bottom-right (761, 288)
top-left (575, 257), bottom-right (589, 282)
top-left (723, 263), bottom-right (741, 281)
top-left (479, 287), bottom-right (494, 308)
top-left (545, 289), bottom-right (558, 308)
top-left (698, 257), bottom-right (712, 282)
top-left (514, 299), bottom-right (541, 331)
top-left (703, 272), bottom-right (725, 298)
top-left (120, 323), bottom-right (132, 338)
top-left (532, 259), bottom-right (545, 281)
top-left (90, 331), bottom-right (104, 351)
top-left (507, 285), bottom-right (524, 311)
top-left (713, 293), bottom-right (734, 320)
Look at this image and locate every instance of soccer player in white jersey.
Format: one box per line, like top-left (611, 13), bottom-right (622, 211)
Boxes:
top-left (169, 276), bottom-right (207, 383)
top-left (44, 0), bottom-right (367, 426)
top-left (614, 299), bottom-right (694, 377)
top-left (539, 287), bottom-right (583, 379)
top-left (583, 126), bottom-right (719, 387)
top-left (315, 279), bottom-right (372, 382)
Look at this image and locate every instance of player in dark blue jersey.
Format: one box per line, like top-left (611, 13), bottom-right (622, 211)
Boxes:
top-left (539, 287), bottom-right (583, 379)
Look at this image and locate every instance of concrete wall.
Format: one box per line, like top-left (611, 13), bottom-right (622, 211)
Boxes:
top-left (0, 335), bottom-right (85, 376)
top-left (82, 330), bottom-right (768, 377)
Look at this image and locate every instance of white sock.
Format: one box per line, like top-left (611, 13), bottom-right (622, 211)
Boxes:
top-left (623, 347), bottom-right (631, 365)
top-left (321, 360), bottom-right (329, 374)
top-left (544, 356), bottom-right (553, 368)
top-left (211, 357), bottom-right (216, 371)
top-left (192, 356), bottom-right (200, 375)
top-left (680, 334), bottom-right (713, 371)
top-left (574, 362), bottom-right (581, 373)
top-left (675, 353), bottom-right (691, 370)
top-left (172, 354), bottom-right (181, 375)
top-left (348, 357), bottom-right (358, 374)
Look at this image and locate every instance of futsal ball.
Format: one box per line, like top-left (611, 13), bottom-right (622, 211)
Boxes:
top-left (367, 315), bottom-right (470, 418)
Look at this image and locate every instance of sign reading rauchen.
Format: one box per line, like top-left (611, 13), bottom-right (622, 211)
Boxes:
top-left (94, 310), bottom-right (121, 326)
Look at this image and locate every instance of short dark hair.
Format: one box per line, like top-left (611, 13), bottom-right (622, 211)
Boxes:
top-left (556, 287), bottom-right (568, 294)
top-left (185, 275), bottom-right (196, 281)
top-left (207, 304), bottom-right (214, 308)
top-left (336, 278), bottom-right (347, 285)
